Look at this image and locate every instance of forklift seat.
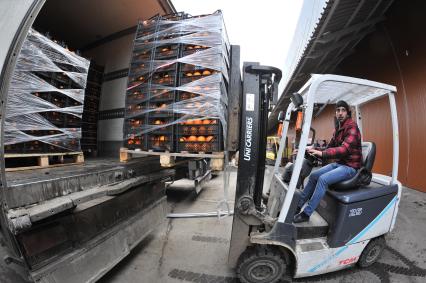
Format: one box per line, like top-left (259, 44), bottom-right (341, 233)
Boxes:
top-left (330, 142), bottom-right (376, 191)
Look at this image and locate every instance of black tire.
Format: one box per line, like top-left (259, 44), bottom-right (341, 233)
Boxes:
top-left (237, 246), bottom-right (288, 283)
top-left (357, 237), bottom-right (386, 268)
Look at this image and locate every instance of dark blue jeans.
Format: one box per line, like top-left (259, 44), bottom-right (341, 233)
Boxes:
top-left (298, 163), bottom-right (357, 216)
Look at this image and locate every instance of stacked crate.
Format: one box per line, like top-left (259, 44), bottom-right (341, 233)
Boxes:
top-left (125, 12), bottom-right (184, 152)
top-left (124, 11), bottom-right (230, 153)
top-left (81, 63), bottom-right (103, 155)
top-left (5, 28), bottom-right (90, 155)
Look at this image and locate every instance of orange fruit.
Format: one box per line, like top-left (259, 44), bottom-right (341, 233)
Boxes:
top-left (193, 71), bottom-right (201, 76)
top-left (197, 136), bottom-right (206, 142)
top-left (186, 72), bottom-right (193, 77)
top-left (193, 119), bottom-right (202, 125)
top-left (190, 126), bottom-right (197, 133)
top-left (179, 137), bottom-right (186, 142)
top-left (186, 120), bottom-right (193, 125)
top-left (202, 70), bottom-right (211, 76)
top-left (203, 119), bottom-right (211, 124)
top-left (211, 120), bottom-right (217, 124)
top-left (154, 120), bottom-right (162, 125)
top-left (159, 136), bottom-right (166, 141)
top-left (188, 136), bottom-right (197, 142)
top-left (206, 136), bottom-right (214, 142)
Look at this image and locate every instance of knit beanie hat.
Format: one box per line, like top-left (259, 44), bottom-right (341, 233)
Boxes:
top-left (335, 100), bottom-right (351, 116)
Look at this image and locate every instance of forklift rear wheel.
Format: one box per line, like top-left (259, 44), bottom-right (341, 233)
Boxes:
top-left (357, 237), bottom-right (386, 268)
top-left (237, 246), bottom-right (288, 283)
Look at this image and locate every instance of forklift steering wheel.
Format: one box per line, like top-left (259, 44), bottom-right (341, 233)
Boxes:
top-left (305, 151), bottom-right (321, 165)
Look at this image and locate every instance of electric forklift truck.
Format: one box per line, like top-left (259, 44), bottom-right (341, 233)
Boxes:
top-left (228, 69), bottom-right (401, 282)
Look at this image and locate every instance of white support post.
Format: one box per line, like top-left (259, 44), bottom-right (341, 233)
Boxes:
top-left (277, 82), bottom-right (317, 223)
top-left (273, 103), bottom-right (294, 174)
top-left (388, 92), bottom-right (399, 184)
top-left (355, 105), bottom-right (363, 141)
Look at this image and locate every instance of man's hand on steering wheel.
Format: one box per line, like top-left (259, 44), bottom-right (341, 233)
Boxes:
top-left (293, 146), bottom-right (314, 156)
top-left (308, 148), bottom-right (323, 157)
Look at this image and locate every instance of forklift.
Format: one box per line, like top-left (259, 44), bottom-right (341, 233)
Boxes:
top-left (265, 136), bottom-right (280, 166)
top-left (228, 70), bottom-right (401, 282)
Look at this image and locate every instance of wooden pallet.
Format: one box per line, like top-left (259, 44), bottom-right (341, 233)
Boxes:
top-left (5, 152), bottom-right (84, 172)
top-left (120, 147), bottom-right (224, 169)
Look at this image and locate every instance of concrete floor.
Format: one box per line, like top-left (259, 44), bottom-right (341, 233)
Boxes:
top-left (1, 169), bottom-right (426, 283)
top-left (100, 169), bottom-right (426, 283)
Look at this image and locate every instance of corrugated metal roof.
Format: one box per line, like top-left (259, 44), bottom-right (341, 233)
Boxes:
top-left (269, 0), bottom-right (395, 132)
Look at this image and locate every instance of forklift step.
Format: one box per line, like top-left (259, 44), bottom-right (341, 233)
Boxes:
top-left (294, 211), bottom-right (329, 239)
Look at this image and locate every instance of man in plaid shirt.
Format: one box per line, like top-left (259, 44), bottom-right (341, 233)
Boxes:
top-left (294, 100), bottom-right (362, 223)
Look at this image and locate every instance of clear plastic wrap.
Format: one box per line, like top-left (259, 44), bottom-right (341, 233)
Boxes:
top-left (125, 11), bottom-right (230, 152)
top-left (5, 28), bottom-right (90, 152)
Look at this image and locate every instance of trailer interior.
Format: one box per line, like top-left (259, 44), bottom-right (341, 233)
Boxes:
top-left (0, 1), bottom-right (199, 282)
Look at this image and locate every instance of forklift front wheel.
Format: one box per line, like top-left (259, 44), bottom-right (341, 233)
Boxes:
top-left (237, 246), bottom-right (288, 283)
top-left (357, 237), bottom-right (386, 268)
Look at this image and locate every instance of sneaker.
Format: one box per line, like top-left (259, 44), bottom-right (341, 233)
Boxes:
top-left (295, 206), bottom-right (302, 215)
top-left (293, 211), bottom-right (310, 223)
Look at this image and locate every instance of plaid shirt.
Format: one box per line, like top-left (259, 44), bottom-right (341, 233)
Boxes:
top-left (322, 118), bottom-right (362, 169)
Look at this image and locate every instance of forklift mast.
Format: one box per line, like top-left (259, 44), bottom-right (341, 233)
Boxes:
top-left (229, 63), bottom-right (281, 265)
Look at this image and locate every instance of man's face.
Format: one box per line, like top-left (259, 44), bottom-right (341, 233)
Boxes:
top-left (335, 107), bottom-right (348, 122)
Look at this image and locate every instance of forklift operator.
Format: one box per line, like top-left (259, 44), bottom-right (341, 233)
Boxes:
top-left (293, 100), bottom-right (362, 223)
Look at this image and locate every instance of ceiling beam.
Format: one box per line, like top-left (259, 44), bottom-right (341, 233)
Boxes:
top-left (158, 0), bottom-right (177, 14)
top-left (314, 16), bottom-right (385, 44)
top-left (318, 49), bottom-right (355, 73)
top-left (80, 26), bottom-right (137, 52)
top-left (306, 26), bottom-right (376, 59)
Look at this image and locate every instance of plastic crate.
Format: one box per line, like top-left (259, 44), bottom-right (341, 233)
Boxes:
top-left (23, 141), bottom-right (46, 153)
top-left (45, 140), bottom-right (80, 153)
top-left (149, 90), bottom-right (176, 102)
top-left (177, 123), bottom-right (220, 136)
top-left (126, 137), bottom-right (145, 150)
top-left (147, 134), bottom-right (174, 151)
top-left (125, 103), bottom-right (149, 117)
top-left (126, 88), bottom-right (147, 104)
top-left (177, 140), bottom-right (220, 153)
top-left (179, 71), bottom-right (219, 85)
top-left (182, 45), bottom-right (211, 57)
top-left (177, 91), bottom-right (199, 101)
top-left (153, 44), bottom-right (179, 60)
top-left (151, 70), bottom-right (177, 86)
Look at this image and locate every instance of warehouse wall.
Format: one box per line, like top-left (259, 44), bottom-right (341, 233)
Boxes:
top-left (311, 105), bottom-right (335, 141)
top-left (83, 34), bottom-right (134, 157)
top-left (314, 0), bottom-right (426, 192)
